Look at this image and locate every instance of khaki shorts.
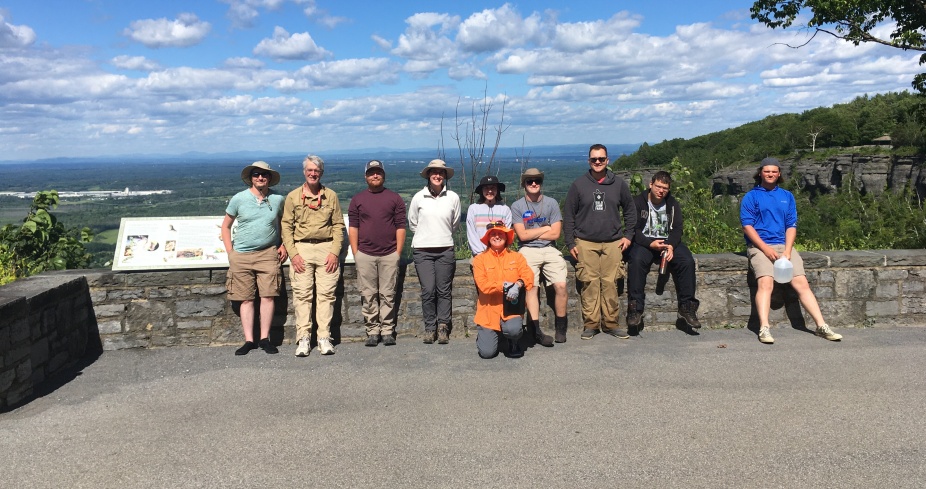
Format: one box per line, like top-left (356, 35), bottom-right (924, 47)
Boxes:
top-left (518, 246), bottom-right (568, 286)
top-left (747, 245), bottom-right (805, 278)
top-left (226, 246), bottom-right (282, 301)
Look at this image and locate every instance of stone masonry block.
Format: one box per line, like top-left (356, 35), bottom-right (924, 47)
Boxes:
top-left (877, 269), bottom-right (909, 281)
top-left (148, 287), bottom-right (189, 299)
top-left (175, 298), bottom-right (225, 317)
top-left (817, 250), bottom-right (884, 268)
top-left (875, 283), bottom-right (899, 299)
top-left (30, 337), bottom-right (49, 367)
top-left (125, 271), bottom-right (212, 286)
top-left (125, 300), bottom-right (175, 332)
top-left (10, 318), bottom-right (29, 343)
top-left (866, 301), bottom-right (899, 317)
top-left (902, 280), bottom-right (924, 297)
top-left (177, 319), bottom-right (212, 331)
top-left (107, 289), bottom-right (145, 301)
top-left (0, 368), bottom-right (15, 392)
top-left (882, 249), bottom-right (926, 267)
top-left (4, 347), bottom-right (29, 367)
top-left (94, 303), bottom-right (127, 317)
top-left (834, 270), bottom-right (875, 299)
top-left (97, 320), bottom-right (123, 335)
top-left (102, 337), bottom-right (149, 350)
top-left (901, 298), bottom-right (926, 314)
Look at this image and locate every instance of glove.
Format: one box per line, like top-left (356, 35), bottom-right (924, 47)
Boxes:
top-left (505, 281), bottom-right (521, 302)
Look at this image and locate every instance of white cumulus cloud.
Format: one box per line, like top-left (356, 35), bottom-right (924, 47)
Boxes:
top-left (456, 4), bottom-right (545, 53)
top-left (0, 12), bottom-right (36, 48)
top-left (111, 55), bottom-right (161, 71)
top-left (124, 13), bottom-right (211, 48)
top-left (253, 26), bottom-right (331, 61)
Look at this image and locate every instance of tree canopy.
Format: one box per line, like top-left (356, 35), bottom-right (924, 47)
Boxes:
top-left (750, 1), bottom-right (926, 92)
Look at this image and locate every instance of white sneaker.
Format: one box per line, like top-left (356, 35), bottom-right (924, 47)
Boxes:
top-left (318, 337), bottom-right (335, 355)
top-left (758, 327), bottom-right (775, 344)
top-left (815, 324), bottom-right (843, 341)
top-left (294, 336), bottom-right (311, 357)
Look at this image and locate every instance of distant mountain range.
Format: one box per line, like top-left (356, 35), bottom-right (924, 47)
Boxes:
top-left (0, 144), bottom-right (641, 165)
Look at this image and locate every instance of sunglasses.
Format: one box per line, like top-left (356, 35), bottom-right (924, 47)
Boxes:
top-left (588, 157), bottom-right (608, 163)
top-left (525, 179), bottom-right (543, 186)
top-left (251, 171), bottom-right (271, 179)
top-left (485, 220), bottom-right (505, 230)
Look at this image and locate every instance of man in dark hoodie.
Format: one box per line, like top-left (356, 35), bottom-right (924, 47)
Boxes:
top-left (626, 171), bottom-right (700, 333)
top-left (564, 144), bottom-right (637, 340)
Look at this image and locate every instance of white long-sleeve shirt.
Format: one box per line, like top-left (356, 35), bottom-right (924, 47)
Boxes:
top-left (408, 185), bottom-right (461, 248)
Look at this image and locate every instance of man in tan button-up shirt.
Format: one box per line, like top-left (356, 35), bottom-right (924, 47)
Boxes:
top-left (281, 154), bottom-right (345, 357)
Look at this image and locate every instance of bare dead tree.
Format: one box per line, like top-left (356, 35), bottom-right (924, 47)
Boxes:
top-left (514, 134), bottom-right (532, 200)
top-left (444, 84), bottom-right (510, 205)
top-left (808, 125), bottom-right (824, 152)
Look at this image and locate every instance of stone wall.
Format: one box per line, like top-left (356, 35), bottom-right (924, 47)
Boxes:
top-left (3, 249), bottom-right (925, 407)
top-left (0, 274), bottom-right (101, 409)
top-left (83, 249), bottom-right (926, 349)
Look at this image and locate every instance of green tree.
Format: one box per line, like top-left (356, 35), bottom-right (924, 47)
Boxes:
top-left (750, 0), bottom-right (926, 92)
top-left (0, 190), bottom-right (93, 284)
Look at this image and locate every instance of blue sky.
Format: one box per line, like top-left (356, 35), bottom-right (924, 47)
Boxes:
top-left (0, 0), bottom-right (919, 160)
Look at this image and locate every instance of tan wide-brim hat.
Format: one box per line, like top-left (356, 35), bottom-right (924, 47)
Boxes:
top-left (520, 168), bottom-right (545, 186)
top-left (420, 159), bottom-right (454, 179)
top-left (240, 161), bottom-right (281, 187)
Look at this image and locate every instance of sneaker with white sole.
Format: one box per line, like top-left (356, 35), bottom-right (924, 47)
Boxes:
top-left (758, 327), bottom-right (775, 344)
top-left (294, 336), bottom-right (311, 357)
top-left (815, 324), bottom-right (843, 341)
top-left (318, 337), bottom-right (335, 355)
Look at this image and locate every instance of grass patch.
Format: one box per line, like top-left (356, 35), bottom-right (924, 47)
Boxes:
top-left (95, 228), bottom-right (121, 245)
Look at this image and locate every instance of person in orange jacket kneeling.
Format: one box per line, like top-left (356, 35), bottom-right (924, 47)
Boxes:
top-left (472, 221), bottom-right (535, 358)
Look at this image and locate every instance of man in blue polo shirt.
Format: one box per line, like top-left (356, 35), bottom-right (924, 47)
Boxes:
top-left (740, 157), bottom-right (843, 345)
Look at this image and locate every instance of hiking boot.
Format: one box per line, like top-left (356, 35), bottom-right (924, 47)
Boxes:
top-left (602, 327), bottom-right (630, 339)
top-left (626, 302), bottom-right (643, 329)
top-left (365, 335), bottom-right (380, 347)
top-left (530, 320), bottom-right (554, 347)
top-left (422, 329), bottom-right (436, 344)
top-left (318, 337), bottom-right (335, 355)
top-left (678, 302), bottom-right (702, 329)
top-left (294, 336), bottom-right (311, 357)
top-left (554, 316), bottom-right (568, 343)
top-left (382, 334), bottom-right (396, 346)
top-left (258, 338), bottom-right (278, 354)
top-left (815, 324), bottom-right (843, 341)
top-left (758, 327), bottom-right (774, 344)
top-left (437, 324), bottom-right (450, 344)
top-left (508, 337), bottom-right (524, 358)
top-left (580, 328), bottom-right (598, 340)
top-left (234, 341), bottom-right (257, 356)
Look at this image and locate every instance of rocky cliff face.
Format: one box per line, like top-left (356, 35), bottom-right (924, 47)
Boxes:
top-left (712, 154), bottom-right (926, 198)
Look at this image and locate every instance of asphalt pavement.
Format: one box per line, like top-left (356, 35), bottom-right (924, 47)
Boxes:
top-left (2, 326), bottom-right (925, 488)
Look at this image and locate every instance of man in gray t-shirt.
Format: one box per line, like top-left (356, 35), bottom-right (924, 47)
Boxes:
top-left (510, 168), bottom-right (569, 344)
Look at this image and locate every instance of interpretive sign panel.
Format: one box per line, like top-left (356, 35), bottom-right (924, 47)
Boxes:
top-left (112, 216), bottom-right (229, 271)
top-left (112, 215), bottom-right (353, 271)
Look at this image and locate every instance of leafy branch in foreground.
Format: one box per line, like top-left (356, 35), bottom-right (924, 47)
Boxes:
top-left (0, 190), bottom-right (93, 284)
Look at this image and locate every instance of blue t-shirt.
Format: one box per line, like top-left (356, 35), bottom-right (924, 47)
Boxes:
top-left (739, 185), bottom-right (797, 246)
top-left (225, 188), bottom-right (285, 252)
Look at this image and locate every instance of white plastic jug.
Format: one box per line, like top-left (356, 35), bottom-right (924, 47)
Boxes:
top-left (773, 257), bottom-right (793, 283)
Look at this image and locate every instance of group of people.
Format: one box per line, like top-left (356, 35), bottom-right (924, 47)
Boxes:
top-left (221, 147), bottom-right (844, 359)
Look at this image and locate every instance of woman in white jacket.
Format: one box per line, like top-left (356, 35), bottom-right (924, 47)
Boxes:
top-left (408, 159), bottom-right (461, 344)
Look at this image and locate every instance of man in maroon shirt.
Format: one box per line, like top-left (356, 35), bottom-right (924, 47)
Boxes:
top-left (348, 160), bottom-right (408, 346)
